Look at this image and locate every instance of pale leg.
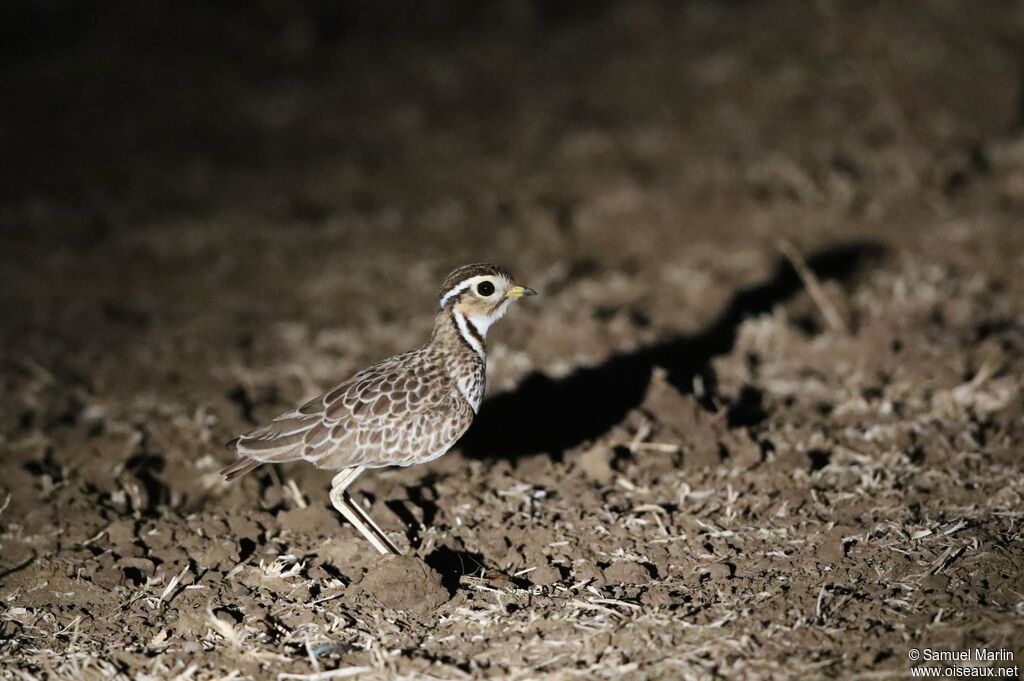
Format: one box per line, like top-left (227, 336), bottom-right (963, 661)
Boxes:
top-left (330, 466), bottom-right (401, 555)
top-left (344, 487), bottom-right (401, 554)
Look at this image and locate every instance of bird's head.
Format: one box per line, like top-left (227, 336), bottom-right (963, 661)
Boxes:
top-left (437, 263), bottom-right (536, 337)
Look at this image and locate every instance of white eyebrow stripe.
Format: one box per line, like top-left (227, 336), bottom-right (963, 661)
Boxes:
top-left (438, 279), bottom-right (474, 309)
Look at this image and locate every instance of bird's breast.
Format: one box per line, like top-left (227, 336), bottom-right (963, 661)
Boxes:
top-left (450, 357), bottom-right (486, 413)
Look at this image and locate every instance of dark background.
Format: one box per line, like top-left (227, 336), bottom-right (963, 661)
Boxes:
top-left (2, 2), bottom-right (1023, 678)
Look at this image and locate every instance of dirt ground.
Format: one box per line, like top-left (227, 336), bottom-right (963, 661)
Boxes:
top-left (2, 1), bottom-right (1024, 679)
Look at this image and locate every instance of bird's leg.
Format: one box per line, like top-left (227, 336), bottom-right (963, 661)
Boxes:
top-left (329, 466), bottom-right (400, 556)
top-left (344, 486), bottom-right (402, 555)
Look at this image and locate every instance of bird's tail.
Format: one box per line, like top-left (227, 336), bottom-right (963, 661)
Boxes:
top-left (221, 438), bottom-right (264, 481)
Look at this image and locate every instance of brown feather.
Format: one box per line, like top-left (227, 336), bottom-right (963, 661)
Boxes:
top-left (221, 456), bottom-right (263, 480)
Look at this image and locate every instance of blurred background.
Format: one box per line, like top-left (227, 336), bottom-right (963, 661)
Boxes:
top-left (2, 1), bottom-right (1023, 677)
top-left (3, 0), bottom-right (1022, 407)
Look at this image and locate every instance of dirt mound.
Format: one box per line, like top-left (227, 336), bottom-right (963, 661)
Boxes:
top-left (358, 555), bottom-right (450, 616)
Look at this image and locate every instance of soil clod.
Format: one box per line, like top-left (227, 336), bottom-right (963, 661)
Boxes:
top-left (358, 555), bottom-right (449, 616)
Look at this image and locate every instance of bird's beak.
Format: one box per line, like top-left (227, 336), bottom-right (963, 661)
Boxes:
top-left (506, 285), bottom-right (537, 299)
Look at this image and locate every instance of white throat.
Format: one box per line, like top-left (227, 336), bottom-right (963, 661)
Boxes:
top-left (470, 299), bottom-right (510, 336)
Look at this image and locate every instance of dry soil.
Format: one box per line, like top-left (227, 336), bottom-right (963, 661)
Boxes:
top-left (1, 2), bottom-right (1023, 679)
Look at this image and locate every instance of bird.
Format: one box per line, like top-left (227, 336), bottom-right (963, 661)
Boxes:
top-left (222, 263), bottom-right (536, 555)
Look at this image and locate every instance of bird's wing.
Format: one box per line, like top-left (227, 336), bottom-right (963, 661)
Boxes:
top-left (224, 350), bottom-right (465, 475)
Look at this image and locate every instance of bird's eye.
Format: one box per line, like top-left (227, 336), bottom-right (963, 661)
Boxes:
top-left (476, 281), bottom-right (495, 296)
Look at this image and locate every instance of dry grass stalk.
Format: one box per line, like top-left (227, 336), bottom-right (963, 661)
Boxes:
top-left (777, 239), bottom-right (849, 333)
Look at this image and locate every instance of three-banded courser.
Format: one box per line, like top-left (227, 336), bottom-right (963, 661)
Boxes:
top-left (223, 263), bottom-right (536, 554)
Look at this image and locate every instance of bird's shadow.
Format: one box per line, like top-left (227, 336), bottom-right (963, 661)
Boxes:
top-left (460, 241), bottom-right (886, 462)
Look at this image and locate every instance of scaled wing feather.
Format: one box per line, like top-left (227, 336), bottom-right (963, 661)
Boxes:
top-left (229, 349), bottom-right (472, 471)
